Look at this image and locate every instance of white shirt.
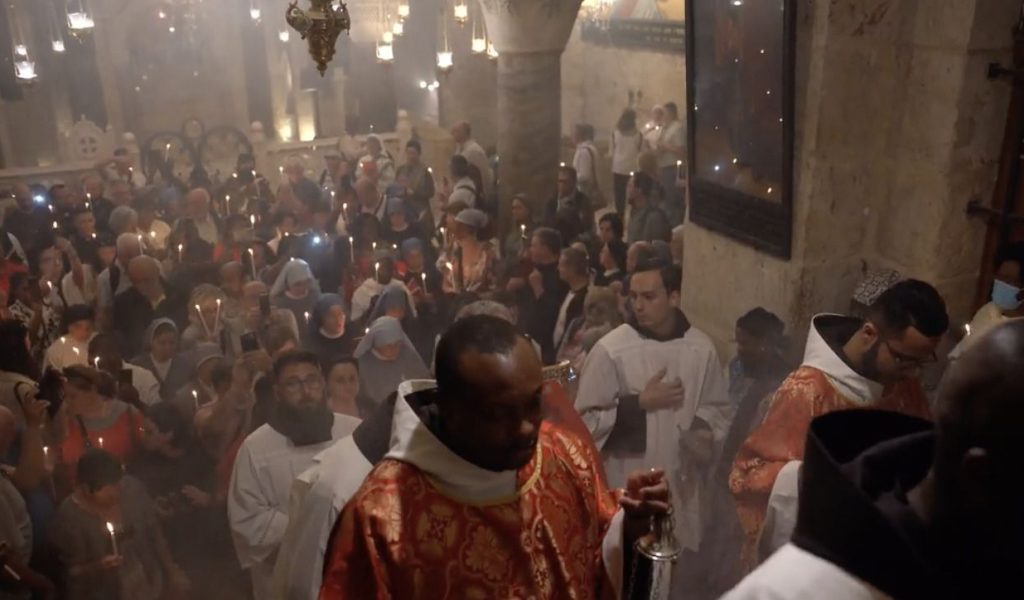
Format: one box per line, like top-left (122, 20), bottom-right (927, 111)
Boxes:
top-left (611, 130), bottom-right (643, 175)
top-left (573, 141), bottom-right (601, 197)
top-left (142, 219), bottom-right (171, 251)
top-left (448, 176), bottom-right (477, 208)
top-left (457, 139), bottom-right (493, 188)
top-left (552, 288), bottom-right (580, 351)
top-left (123, 361), bottom-right (162, 407)
top-left (228, 414), bottom-right (360, 600)
top-left (272, 435), bottom-right (373, 600)
top-left (656, 120), bottom-right (685, 169)
top-left (42, 335), bottom-right (95, 371)
top-left (61, 264), bottom-right (96, 307)
top-left (723, 544), bottom-right (891, 600)
top-left (96, 261), bottom-right (132, 309)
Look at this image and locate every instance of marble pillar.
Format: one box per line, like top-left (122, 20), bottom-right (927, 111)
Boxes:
top-left (479, 0), bottom-right (583, 230)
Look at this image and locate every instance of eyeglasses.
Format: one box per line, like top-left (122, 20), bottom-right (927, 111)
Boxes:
top-left (883, 340), bottom-right (937, 369)
top-left (280, 375), bottom-right (324, 395)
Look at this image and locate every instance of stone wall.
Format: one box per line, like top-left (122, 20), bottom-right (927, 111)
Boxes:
top-left (561, 25), bottom-right (686, 140)
top-left (682, 0), bottom-right (1019, 361)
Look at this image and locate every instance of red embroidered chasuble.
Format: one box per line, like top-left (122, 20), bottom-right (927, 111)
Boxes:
top-left (319, 422), bottom-right (622, 600)
top-left (728, 366), bottom-right (933, 562)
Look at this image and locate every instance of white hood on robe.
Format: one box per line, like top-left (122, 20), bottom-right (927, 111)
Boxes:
top-left (801, 314), bottom-right (883, 405)
top-left (385, 379), bottom-right (524, 504)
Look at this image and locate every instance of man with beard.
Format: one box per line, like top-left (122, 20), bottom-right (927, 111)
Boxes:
top-left (227, 350), bottom-right (360, 600)
top-left (320, 315), bottom-right (671, 598)
top-left (730, 279), bottom-right (945, 565)
top-left (725, 320), bottom-right (1024, 599)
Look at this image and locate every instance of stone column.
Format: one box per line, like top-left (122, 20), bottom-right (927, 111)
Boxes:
top-left (479, 0), bottom-right (583, 231)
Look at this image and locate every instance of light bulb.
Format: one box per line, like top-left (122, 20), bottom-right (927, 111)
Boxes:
top-left (250, 8), bottom-right (262, 20)
top-left (397, 3), bottom-right (410, 18)
top-left (418, 80), bottom-right (428, 89)
top-left (382, 30), bottom-right (394, 44)
top-left (158, 10), bottom-right (166, 19)
top-left (392, 21), bottom-right (404, 36)
top-left (437, 51), bottom-right (454, 71)
top-left (278, 30), bottom-right (290, 42)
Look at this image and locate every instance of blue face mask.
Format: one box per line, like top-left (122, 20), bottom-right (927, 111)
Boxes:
top-left (992, 279), bottom-right (1023, 311)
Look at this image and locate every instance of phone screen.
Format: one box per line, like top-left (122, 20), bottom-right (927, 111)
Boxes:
top-left (240, 332), bottom-right (260, 353)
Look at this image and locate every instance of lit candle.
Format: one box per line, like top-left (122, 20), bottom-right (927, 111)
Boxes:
top-left (421, 272), bottom-right (426, 286)
top-left (61, 336), bottom-right (66, 345)
top-left (247, 248), bottom-right (257, 279)
top-left (107, 522), bottom-right (118, 555)
top-left (177, 243), bottom-right (184, 262)
top-left (85, 201), bottom-right (90, 209)
top-left (520, 224), bottom-right (526, 239)
top-left (195, 304), bottom-right (211, 338)
top-left (348, 236), bottom-right (354, 258)
top-left (91, 232), bottom-right (96, 239)
top-left (225, 195), bottom-right (231, 214)
top-left (164, 142), bottom-right (171, 161)
top-left (93, 357), bottom-right (100, 369)
top-left (52, 221), bottom-right (59, 231)
top-left (676, 159), bottom-right (683, 179)
top-left (965, 323), bottom-right (972, 337)
top-left (72, 346), bottom-right (80, 357)
top-left (214, 298), bottom-right (222, 334)
top-left (374, 262), bottom-right (380, 280)
top-left (446, 262), bottom-right (454, 272)
top-left (97, 436), bottom-right (104, 448)
top-left (250, 214), bottom-right (257, 229)
top-left (439, 227), bottom-right (446, 240)
top-left (372, 242), bottom-right (377, 251)
top-left (304, 311), bottom-right (310, 324)
top-left (192, 389), bottom-right (199, 410)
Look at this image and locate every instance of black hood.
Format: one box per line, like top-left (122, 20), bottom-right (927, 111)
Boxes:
top-left (793, 409), bottom-right (940, 599)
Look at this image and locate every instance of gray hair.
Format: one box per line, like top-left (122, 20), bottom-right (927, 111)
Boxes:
top-left (190, 283), bottom-right (226, 306)
top-left (108, 206), bottom-right (138, 235)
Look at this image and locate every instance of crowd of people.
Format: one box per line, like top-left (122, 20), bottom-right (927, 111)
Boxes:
top-left (0, 104), bottom-right (1020, 600)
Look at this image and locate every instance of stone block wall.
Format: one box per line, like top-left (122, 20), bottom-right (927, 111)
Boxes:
top-left (682, 0), bottom-right (1019, 361)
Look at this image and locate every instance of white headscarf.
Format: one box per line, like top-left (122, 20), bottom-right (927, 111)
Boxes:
top-left (269, 258), bottom-right (320, 297)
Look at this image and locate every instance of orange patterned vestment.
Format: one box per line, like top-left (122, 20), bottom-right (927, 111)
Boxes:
top-left (728, 367), bottom-right (932, 561)
top-left (319, 422), bottom-right (622, 600)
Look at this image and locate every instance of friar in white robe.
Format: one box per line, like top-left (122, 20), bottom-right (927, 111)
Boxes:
top-left (227, 350), bottom-right (360, 600)
top-left (271, 395), bottom-right (397, 600)
top-left (576, 308), bottom-right (732, 594)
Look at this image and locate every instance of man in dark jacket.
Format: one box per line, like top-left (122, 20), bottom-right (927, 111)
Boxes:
top-left (725, 319), bottom-right (1024, 600)
top-left (522, 227), bottom-right (568, 364)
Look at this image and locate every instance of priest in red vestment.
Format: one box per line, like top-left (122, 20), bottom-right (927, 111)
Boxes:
top-left (319, 315), bottom-right (670, 599)
top-left (730, 280), bottom-right (947, 564)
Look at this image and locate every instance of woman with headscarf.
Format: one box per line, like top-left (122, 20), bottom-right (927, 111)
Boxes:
top-left (354, 316), bottom-right (429, 407)
top-left (270, 259), bottom-right (321, 346)
top-left (441, 208), bottom-right (497, 296)
top-left (131, 318), bottom-right (193, 402)
top-left (382, 197), bottom-right (425, 250)
top-left (308, 294), bottom-right (355, 367)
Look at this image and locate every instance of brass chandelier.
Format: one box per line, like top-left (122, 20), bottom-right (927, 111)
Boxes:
top-left (285, 0), bottom-right (352, 76)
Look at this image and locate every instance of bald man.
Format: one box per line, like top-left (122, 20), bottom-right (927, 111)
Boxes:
top-left (725, 320), bottom-right (1024, 599)
top-left (354, 176), bottom-right (384, 221)
top-left (113, 255), bottom-right (186, 357)
top-left (184, 188), bottom-right (220, 245)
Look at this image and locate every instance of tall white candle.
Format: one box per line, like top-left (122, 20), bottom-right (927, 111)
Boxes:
top-left (107, 522), bottom-right (118, 555)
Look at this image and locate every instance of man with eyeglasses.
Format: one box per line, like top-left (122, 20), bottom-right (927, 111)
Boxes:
top-left (227, 350), bottom-right (360, 600)
top-left (729, 279), bottom-right (947, 566)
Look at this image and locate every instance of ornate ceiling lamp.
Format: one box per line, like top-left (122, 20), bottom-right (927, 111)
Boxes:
top-left (453, 0), bottom-right (468, 25)
top-left (286, 0), bottom-right (352, 76)
top-left (66, 0), bottom-right (96, 33)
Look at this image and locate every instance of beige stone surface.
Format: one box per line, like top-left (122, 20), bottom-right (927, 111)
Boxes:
top-left (683, 0), bottom-right (1017, 361)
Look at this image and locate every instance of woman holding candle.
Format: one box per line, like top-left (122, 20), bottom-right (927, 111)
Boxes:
top-left (441, 208), bottom-right (497, 297)
top-left (51, 448), bottom-right (190, 599)
top-left (181, 284), bottom-right (230, 353)
top-left (56, 366), bottom-right (144, 488)
top-left (270, 259), bottom-right (321, 347)
top-left (502, 194), bottom-right (537, 263)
